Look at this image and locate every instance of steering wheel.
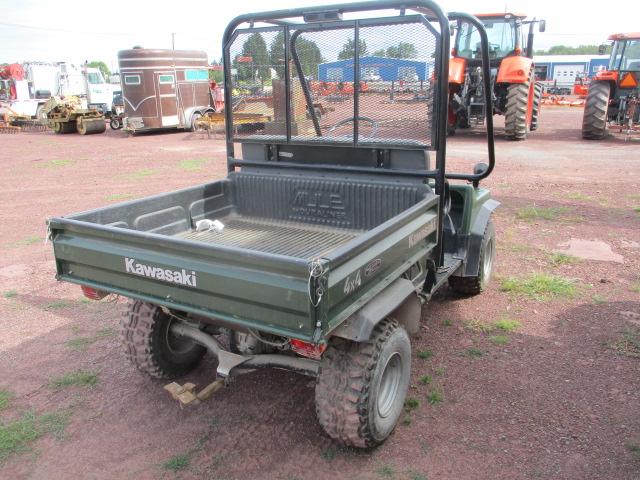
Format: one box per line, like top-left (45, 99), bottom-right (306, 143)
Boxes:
top-left (327, 116), bottom-right (379, 139)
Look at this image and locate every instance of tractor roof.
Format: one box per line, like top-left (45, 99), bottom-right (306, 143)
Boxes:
top-left (474, 13), bottom-right (527, 20)
top-left (608, 32), bottom-right (640, 41)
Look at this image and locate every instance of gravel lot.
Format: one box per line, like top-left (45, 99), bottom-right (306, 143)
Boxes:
top-left (0, 107), bottom-right (639, 479)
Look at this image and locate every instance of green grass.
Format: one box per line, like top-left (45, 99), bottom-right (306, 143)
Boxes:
top-left (8, 235), bottom-right (41, 247)
top-left (489, 335), bottom-right (509, 345)
top-left (465, 347), bottom-right (484, 357)
top-left (549, 252), bottom-right (580, 266)
top-left (48, 370), bottom-right (98, 390)
top-left (442, 319), bottom-right (453, 327)
top-left (2, 290), bottom-right (17, 299)
top-left (163, 453), bottom-right (190, 471)
top-left (45, 300), bottom-right (71, 310)
top-left (408, 472), bottom-right (428, 480)
top-left (322, 445), bottom-right (338, 461)
top-left (434, 366), bottom-right (445, 376)
top-left (610, 328), bottom-right (640, 358)
top-left (127, 168), bottom-right (157, 179)
top-left (493, 317), bottom-right (521, 332)
top-left (630, 283), bottom-right (640, 293)
top-left (419, 375), bottom-right (432, 385)
top-left (564, 191), bottom-right (593, 202)
top-left (37, 158), bottom-right (74, 168)
top-left (64, 328), bottom-right (114, 351)
top-left (427, 389), bottom-right (444, 405)
top-left (592, 294), bottom-right (607, 305)
top-left (404, 397), bottom-right (420, 411)
top-left (417, 350), bottom-right (433, 360)
top-left (464, 319), bottom-right (496, 333)
top-left (0, 410), bottom-right (71, 462)
top-left (105, 193), bottom-right (133, 202)
top-left (402, 414), bottom-right (412, 426)
top-left (516, 205), bottom-right (569, 222)
top-left (0, 390), bottom-right (11, 412)
top-left (626, 442), bottom-right (640, 460)
top-left (501, 273), bottom-right (576, 300)
top-left (178, 158), bottom-right (210, 171)
top-left (377, 463), bottom-right (395, 478)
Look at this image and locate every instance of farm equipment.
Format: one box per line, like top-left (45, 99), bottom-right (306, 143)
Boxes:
top-left (44, 96), bottom-right (106, 135)
top-left (582, 33), bottom-right (640, 139)
top-left (449, 13), bottom-right (546, 140)
top-left (48, 1), bottom-right (498, 448)
top-left (0, 103), bottom-right (47, 133)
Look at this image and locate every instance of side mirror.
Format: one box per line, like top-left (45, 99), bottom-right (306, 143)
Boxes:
top-left (473, 162), bottom-right (488, 175)
top-left (598, 44), bottom-right (607, 55)
top-left (538, 20), bottom-right (546, 33)
top-left (449, 22), bottom-right (456, 36)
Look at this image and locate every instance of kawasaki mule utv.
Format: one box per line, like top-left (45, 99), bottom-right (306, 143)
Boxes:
top-left (48, 1), bottom-right (497, 447)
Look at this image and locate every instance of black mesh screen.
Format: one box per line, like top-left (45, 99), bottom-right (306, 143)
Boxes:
top-left (227, 16), bottom-right (439, 148)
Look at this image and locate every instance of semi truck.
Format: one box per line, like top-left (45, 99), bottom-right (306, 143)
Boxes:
top-left (0, 62), bottom-right (118, 120)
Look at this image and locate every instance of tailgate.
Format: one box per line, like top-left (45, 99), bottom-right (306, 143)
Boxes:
top-left (50, 218), bottom-right (316, 341)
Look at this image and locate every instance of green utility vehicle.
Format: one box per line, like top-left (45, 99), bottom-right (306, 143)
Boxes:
top-left (48, 1), bottom-right (497, 447)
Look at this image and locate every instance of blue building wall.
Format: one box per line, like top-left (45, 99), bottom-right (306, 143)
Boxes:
top-left (318, 56), bottom-right (429, 82)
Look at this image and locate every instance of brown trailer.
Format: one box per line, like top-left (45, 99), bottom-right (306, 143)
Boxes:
top-left (118, 48), bottom-right (212, 133)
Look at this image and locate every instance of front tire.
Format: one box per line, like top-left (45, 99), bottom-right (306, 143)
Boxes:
top-left (110, 118), bottom-right (121, 130)
top-left (504, 76), bottom-right (532, 140)
top-left (582, 82), bottom-right (610, 140)
top-left (315, 319), bottom-right (411, 448)
top-left (120, 301), bottom-right (206, 379)
top-left (449, 219), bottom-right (495, 295)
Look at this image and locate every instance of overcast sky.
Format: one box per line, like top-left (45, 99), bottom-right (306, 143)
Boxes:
top-left (1, 0), bottom-right (639, 70)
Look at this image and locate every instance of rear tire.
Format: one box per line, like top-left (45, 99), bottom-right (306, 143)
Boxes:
top-left (504, 78), bottom-right (531, 140)
top-left (582, 82), bottom-right (610, 140)
top-left (120, 301), bottom-right (206, 379)
top-left (110, 118), bottom-right (121, 130)
top-left (315, 318), bottom-right (411, 448)
top-left (449, 219), bottom-right (495, 295)
top-left (530, 82), bottom-right (543, 131)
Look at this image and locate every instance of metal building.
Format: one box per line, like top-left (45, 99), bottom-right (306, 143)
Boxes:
top-left (118, 48), bottom-right (212, 132)
top-left (318, 56), bottom-right (430, 82)
top-left (533, 54), bottom-right (609, 86)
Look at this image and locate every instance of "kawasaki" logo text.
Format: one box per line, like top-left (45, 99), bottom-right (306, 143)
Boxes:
top-left (124, 258), bottom-right (197, 287)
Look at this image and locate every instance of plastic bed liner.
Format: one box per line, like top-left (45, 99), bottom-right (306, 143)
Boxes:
top-left (175, 214), bottom-right (363, 260)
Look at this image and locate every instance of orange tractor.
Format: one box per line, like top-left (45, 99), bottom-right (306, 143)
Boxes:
top-left (449, 13), bottom-right (546, 140)
top-left (582, 33), bottom-right (640, 139)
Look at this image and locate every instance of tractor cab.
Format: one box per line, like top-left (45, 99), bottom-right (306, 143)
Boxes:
top-left (454, 13), bottom-right (525, 65)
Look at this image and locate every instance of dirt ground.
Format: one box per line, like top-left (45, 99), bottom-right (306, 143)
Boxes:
top-left (1, 108), bottom-right (639, 480)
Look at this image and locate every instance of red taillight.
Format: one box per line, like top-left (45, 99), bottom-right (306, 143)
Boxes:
top-left (290, 339), bottom-right (327, 360)
top-left (80, 285), bottom-right (108, 300)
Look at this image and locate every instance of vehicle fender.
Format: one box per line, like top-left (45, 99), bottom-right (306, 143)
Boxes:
top-left (593, 70), bottom-right (618, 83)
top-left (449, 57), bottom-right (467, 85)
top-left (330, 278), bottom-right (420, 342)
top-left (463, 198), bottom-right (500, 276)
top-left (496, 56), bottom-right (534, 84)
top-left (183, 106), bottom-right (211, 127)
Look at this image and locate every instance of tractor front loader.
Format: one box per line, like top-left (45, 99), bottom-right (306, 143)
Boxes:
top-left (448, 13), bottom-right (545, 140)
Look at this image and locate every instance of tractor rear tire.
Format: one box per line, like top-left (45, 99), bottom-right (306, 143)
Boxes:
top-left (120, 300), bottom-right (206, 379)
top-left (315, 318), bottom-right (411, 448)
top-left (582, 82), bottom-right (610, 140)
top-left (530, 82), bottom-right (543, 131)
top-left (449, 219), bottom-right (495, 295)
top-left (504, 81), bottom-right (531, 140)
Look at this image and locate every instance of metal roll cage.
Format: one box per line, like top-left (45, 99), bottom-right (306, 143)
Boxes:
top-left (222, 2), bottom-right (496, 265)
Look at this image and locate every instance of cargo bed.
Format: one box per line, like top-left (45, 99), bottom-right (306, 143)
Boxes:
top-left (50, 171), bottom-right (439, 341)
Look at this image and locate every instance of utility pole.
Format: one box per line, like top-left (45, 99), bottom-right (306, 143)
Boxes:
top-left (172, 32), bottom-right (175, 51)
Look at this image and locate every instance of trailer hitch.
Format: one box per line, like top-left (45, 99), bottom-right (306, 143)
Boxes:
top-left (165, 321), bottom-right (320, 407)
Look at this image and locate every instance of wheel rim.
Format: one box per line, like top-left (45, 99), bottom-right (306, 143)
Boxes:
top-left (377, 352), bottom-right (403, 419)
top-left (483, 236), bottom-right (495, 281)
top-left (163, 317), bottom-right (196, 355)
